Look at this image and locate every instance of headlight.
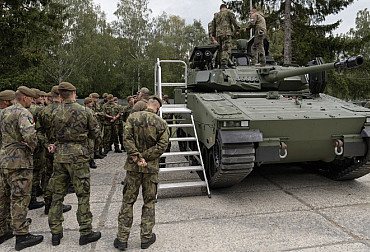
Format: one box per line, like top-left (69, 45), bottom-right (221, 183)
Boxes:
top-left (222, 121), bottom-right (241, 127)
top-left (241, 121), bottom-right (249, 127)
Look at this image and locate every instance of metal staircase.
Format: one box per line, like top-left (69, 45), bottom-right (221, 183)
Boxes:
top-left (154, 58), bottom-right (211, 198)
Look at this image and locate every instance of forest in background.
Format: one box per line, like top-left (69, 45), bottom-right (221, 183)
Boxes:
top-left (0, 0), bottom-right (369, 100)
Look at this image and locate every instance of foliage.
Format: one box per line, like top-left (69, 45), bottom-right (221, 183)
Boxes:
top-left (0, 0), bottom-right (65, 90)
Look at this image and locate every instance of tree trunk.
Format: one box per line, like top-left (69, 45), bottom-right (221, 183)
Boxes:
top-left (284, 0), bottom-right (292, 64)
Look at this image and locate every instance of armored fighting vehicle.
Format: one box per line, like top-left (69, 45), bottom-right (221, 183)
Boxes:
top-left (173, 39), bottom-right (370, 188)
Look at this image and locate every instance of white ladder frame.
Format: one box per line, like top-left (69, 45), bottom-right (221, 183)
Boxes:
top-left (154, 58), bottom-right (211, 198)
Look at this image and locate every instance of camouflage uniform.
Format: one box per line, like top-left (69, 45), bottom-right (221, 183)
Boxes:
top-left (28, 103), bottom-right (45, 198)
top-left (48, 100), bottom-right (100, 236)
top-left (0, 102), bottom-right (37, 235)
top-left (117, 108), bottom-right (169, 243)
top-left (36, 101), bottom-right (61, 206)
top-left (132, 99), bottom-right (148, 113)
top-left (211, 8), bottom-right (240, 66)
top-left (247, 11), bottom-right (267, 65)
top-left (91, 102), bottom-right (103, 156)
top-left (102, 101), bottom-right (121, 151)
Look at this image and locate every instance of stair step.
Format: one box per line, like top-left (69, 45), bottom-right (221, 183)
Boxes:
top-left (161, 107), bottom-right (192, 114)
top-left (161, 151), bottom-right (200, 157)
top-left (160, 166), bottom-right (203, 173)
top-left (168, 124), bottom-right (193, 128)
top-left (159, 181), bottom-right (207, 189)
top-left (169, 137), bottom-right (197, 142)
top-left (160, 83), bottom-right (186, 87)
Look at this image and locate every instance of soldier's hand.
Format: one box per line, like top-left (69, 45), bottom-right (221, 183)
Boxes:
top-left (137, 158), bottom-right (147, 167)
top-left (48, 144), bottom-right (56, 153)
top-left (131, 155), bottom-right (138, 162)
top-left (213, 39), bottom-right (218, 45)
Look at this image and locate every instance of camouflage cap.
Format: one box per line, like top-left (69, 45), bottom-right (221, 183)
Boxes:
top-left (45, 92), bottom-right (52, 97)
top-left (0, 90), bottom-right (15, 101)
top-left (103, 93), bottom-right (108, 98)
top-left (18, 86), bottom-right (38, 99)
top-left (58, 82), bottom-right (76, 91)
top-left (149, 95), bottom-right (163, 107)
top-left (84, 97), bottom-right (93, 104)
top-left (126, 95), bottom-right (134, 101)
top-left (113, 97), bottom-right (118, 101)
top-left (31, 88), bottom-right (41, 98)
top-left (51, 85), bottom-right (59, 96)
top-left (138, 87), bottom-right (151, 95)
top-left (90, 92), bottom-right (100, 98)
top-left (107, 94), bottom-right (114, 99)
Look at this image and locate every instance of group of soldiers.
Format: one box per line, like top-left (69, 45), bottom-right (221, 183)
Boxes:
top-left (209, 4), bottom-right (267, 68)
top-left (0, 83), bottom-right (170, 251)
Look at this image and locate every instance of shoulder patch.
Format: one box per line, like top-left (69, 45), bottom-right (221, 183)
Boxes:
top-left (28, 116), bottom-right (34, 124)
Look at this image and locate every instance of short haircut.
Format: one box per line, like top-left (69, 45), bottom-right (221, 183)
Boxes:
top-left (15, 90), bottom-right (25, 101)
top-left (148, 98), bottom-right (160, 107)
top-left (59, 90), bottom-right (74, 100)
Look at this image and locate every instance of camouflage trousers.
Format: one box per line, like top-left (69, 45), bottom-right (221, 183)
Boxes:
top-left (32, 146), bottom-right (45, 197)
top-left (217, 35), bottom-right (233, 66)
top-left (117, 171), bottom-right (158, 243)
top-left (94, 135), bottom-right (102, 156)
top-left (0, 168), bottom-right (32, 236)
top-left (48, 162), bottom-right (92, 235)
top-left (251, 29), bottom-right (266, 65)
top-left (103, 124), bottom-right (118, 151)
top-left (43, 156), bottom-right (54, 205)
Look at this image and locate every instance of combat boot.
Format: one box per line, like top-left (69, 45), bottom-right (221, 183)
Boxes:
top-left (79, 231), bottom-right (101, 245)
top-left (51, 233), bottom-right (63, 246)
top-left (45, 204), bottom-right (72, 215)
top-left (28, 197), bottom-right (44, 210)
top-left (99, 151), bottom-right (107, 157)
top-left (0, 230), bottom-right (14, 244)
top-left (141, 233), bottom-right (156, 249)
top-left (220, 64), bottom-right (229, 69)
top-left (15, 233), bottom-right (43, 251)
top-left (114, 148), bottom-right (122, 153)
top-left (113, 238), bottom-right (127, 251)
top-left (89, 159), bottom-right (97, 169)
top-left (94, 154), bottom-right (104, 159)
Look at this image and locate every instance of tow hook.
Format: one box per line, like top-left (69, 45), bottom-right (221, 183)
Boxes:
top-left (279, 142), bottom-right (288, 159)
top-left (334, 139), bottom-right (344, 156)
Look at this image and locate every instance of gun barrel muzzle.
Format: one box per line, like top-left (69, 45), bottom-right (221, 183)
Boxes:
top-left (335, 55), bottom-right (364, 68)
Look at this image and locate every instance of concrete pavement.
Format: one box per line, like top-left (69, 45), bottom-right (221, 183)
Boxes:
top-left (2, 150), bottom-right (369, 251)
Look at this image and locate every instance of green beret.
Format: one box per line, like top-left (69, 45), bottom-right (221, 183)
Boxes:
top-left (58, 82), bottom-right (76, 91)
top-left (18, 86), bottom-right (38, 99)
top-left (39, 91), bottom-right (48, 96)
top-left (107, 94), bottom-right (113, 99)
top-left (31, 88), bottom-right (41, 98)
top-left (0, 90), bottom-right (15, 101)
top-left (51, 85), bottom-right (59, 96)
top-left (84, 97), bottom-right (93, 104)
top-left (149, 95), bottom-right (163, 107)
top-left (90, 92), bottom-right (100, 98)
top-left (103, 93), bottom-right (108, 98)
top-left (45, 92), bottom-right (52, 97)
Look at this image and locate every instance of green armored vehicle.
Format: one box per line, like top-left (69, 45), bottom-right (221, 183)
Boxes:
top-left (173, 39), bottom-right (370, 188)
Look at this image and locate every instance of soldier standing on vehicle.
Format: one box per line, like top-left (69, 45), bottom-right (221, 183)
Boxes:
top-left (114, 96), bottom-right (169, 251)
top-left (245, 9), bottom-right (267, 66)
top-left (211, 4), bottom-right (240, 69)
top-left (47, 82), bottom-right (101, 246)
top-left (0, 86), bottom-right (44, 251)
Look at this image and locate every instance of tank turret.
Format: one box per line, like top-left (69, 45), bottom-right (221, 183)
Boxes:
top-left (188, 40), bottom-right (364, 94)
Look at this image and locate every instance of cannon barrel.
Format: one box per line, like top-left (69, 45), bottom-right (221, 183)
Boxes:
top-left (262, 55), bottom-right (364, 82)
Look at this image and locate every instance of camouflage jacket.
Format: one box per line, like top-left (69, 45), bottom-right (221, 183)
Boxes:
top-left (102, 102), bottom-right (121, 125)
top-left (0, 102), bottom-right (37, 169)
top-left (124, 108), bottom-right (170, 173)
top-left (52, 100), bottom-right (100, 163)
top-left (247, 12), bottom-right (266, 33)
top-left (36, 101), bottom-right (61, 152)
top-left (211, 9), bottom-right (240, 37)
top-left (121, 104), bottom-right (133, 122)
